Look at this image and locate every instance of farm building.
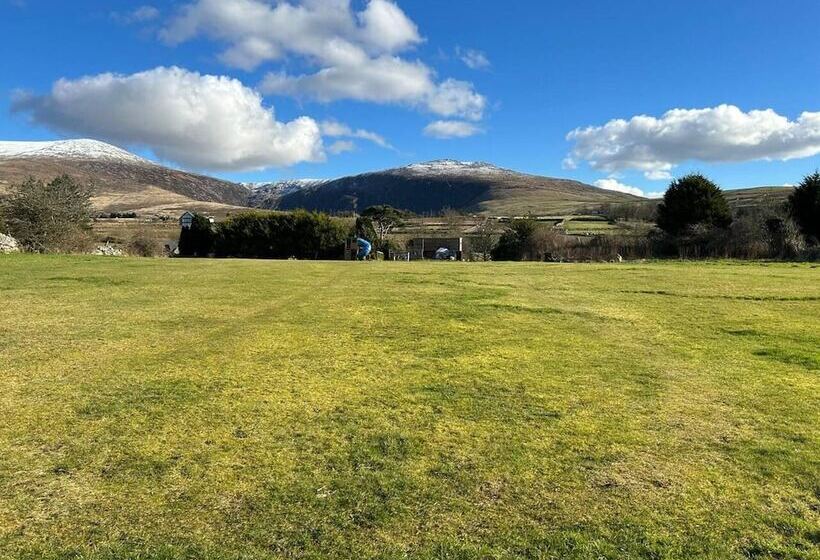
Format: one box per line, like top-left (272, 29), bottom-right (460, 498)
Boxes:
top-left (179, 212), bottom-right (215, 229)
top-left (407, 237), bottom-right (465, 260)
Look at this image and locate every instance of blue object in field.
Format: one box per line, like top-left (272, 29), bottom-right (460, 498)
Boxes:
top-left (356, 238), bottom-right (372, 260)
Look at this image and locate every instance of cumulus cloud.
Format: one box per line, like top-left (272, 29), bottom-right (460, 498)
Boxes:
top-left (320, 120), bottom-right (392, 149)
top-left (593, 178), bottom-right (645, 198)
top-left (162, 0), bottom-right (486, 121)
top-left (12, 66), bottom-right (324, 171)
top-left (423, 120), bottom-right (483, 139)
top-left (161, 0), bottom-right (421, 64)
top-left (568, 105), bottom-right (820, 179)
top-left (358, 0), bottom-right (421, 52)
top-left (456, 47), bottom-right (490, 70)
top-left (263, 65), bottom-right (485, 121)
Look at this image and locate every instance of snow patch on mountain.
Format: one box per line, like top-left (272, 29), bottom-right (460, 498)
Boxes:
top-left (247, 178), bottom-right (330, 207)
top-left (0, 139), bottom-right (151, 165)
top-left (400, 160), bottom-right (509, 176)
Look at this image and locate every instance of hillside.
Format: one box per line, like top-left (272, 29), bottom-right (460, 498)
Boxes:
top-left (723, 186), bottom-right (794, 210)
top-left (251, 160), bottom-right (642, 215)
top-left (0, 140), bottom-right (249, 216)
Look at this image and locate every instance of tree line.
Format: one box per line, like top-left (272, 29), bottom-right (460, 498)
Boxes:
top-left (1, 172), bottom-right (817, 261)
top-left (490, 172), bottom-right (819, 261)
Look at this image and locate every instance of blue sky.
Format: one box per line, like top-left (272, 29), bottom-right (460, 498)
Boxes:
top-left (2, 0), bottom-right (819, 195)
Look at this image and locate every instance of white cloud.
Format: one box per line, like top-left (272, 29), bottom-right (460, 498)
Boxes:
top-left (424, 79), bottom-right (486, 121)
top-left (12, 66), bottom-right (324, 171)
top-left (646, 191), bottom-right (666, 199)
top-left (163, 0), bottom-right (485, 121)
top-left (320, 120), bottom-right (392, 149)
top-left (593, 178), bottom-right (645, 198)
top-left (645, 170), bottom-right (672, 181)
top-left (328, 140), bottom-right (356, 154)
top-left (562, 157), bottom-right (578, 170)
top-left (568, 105), bottom-right (820, 177)
top-left (261, 60), bottom-right (485, 121)
top-left (161, 0), bottom-right (422, 64)
top-left (456, 47), bottom-right (490, 70)
top-left (112, 5), bottom-right (160, 24)
top-left (423, 120), bottom-right (483, 139)
top-left (358, 0), bottom-right (422, 52)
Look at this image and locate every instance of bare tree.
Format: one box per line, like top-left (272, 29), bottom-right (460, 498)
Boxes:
top-left (471, 217), bottom-right (501, 261)
top-left (441, 208), bottom-right (464, 237)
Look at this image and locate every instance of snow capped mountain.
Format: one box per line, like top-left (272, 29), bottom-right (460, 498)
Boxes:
top-left (250, 159), bottom-right (642, 215)
top-left (247, 178), bottom-right (330, 207)
top-left (399, 160), bottom-right (510, 176)
top-left (0, 139), bottom-right (151, 165)
top-left (0, 139), bottom-right (249, 213)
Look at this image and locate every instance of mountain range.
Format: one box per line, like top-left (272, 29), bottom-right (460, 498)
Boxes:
top-left (0, 139), bottom-right (793, 217)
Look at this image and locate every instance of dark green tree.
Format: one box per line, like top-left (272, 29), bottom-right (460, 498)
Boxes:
top-left (354, 216), bottom-right (378, 242)
top-left (788, 172), bottom-right (820, 243)
top-left (491, 218), bottom-right (538, 261)
top-left (656, 174), bottom-right (732, 236)
top-left (360, 205), bottom-right (406, 244)
top-left (3, 175), bottom-right (93, 252)
top-left (212, 210), bottom-right (347, 259)
top-left (178, 213), bottom-right (215, 257)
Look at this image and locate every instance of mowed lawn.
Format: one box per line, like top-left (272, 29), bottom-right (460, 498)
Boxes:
top-left (0, 256), bottom-right (818, 560)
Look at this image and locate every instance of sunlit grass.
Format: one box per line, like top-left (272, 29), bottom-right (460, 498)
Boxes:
top-left (0, 255), bottom-right (818, 559)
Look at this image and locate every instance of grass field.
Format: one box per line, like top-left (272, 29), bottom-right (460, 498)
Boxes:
top-left (0, 256), bottom-right (818, 559)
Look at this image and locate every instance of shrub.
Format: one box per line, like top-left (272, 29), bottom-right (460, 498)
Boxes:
top-left (492, 218), bottom-right (538, 261)
top-left (490, 219), bottom-right (567, 261)
top-left (656, 174), bottom-right (732, 236)
top-left (788, 172), bottom-right (820, 243)
top-left (2, 175), bottom-right (93, 253)
top-left (766, 218), bottom-right (805, 259)
top-left (128, 228), bottom-right (163, 257)
top-left (213, 210), bottom-right (348, 260)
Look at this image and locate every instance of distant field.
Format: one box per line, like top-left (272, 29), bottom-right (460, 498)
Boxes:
top-left (0, 256), bottom-right (818, 559)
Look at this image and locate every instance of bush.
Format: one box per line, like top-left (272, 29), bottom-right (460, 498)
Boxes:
top-left (95, 211), bottom-right (138, 219)
top-left (766, 218), bottom-right (805, 259)
top-left (656, 174), bottom-right (732, 236)
top-left (492, 218), bottom-right (538, 261)
top-left (788, 172), bottom-right (820, 243)
top-left (213, 210), bottom-right (348, 259)
top-left (2, 175), bottom-right (93, 253)
top-left (128, 228), bottom-right (163, 257)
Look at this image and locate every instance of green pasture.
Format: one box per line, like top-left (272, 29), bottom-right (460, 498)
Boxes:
top-left (0, 255), bottom-right (817, 559)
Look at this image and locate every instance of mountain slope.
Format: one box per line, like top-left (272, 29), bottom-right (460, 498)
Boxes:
top-left (723, 186), bottom-right (794, 210)
top-left (0, 139), bottom-right (249, 215)
top-left (254, 160), bottom-right (642, 215)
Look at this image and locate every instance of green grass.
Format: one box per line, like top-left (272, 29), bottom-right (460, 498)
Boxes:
top-left (1, 255), bottom-right (818, 560)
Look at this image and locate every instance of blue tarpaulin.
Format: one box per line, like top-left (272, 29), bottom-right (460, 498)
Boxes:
top-left (356, 238), bottom-right (372, 260)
